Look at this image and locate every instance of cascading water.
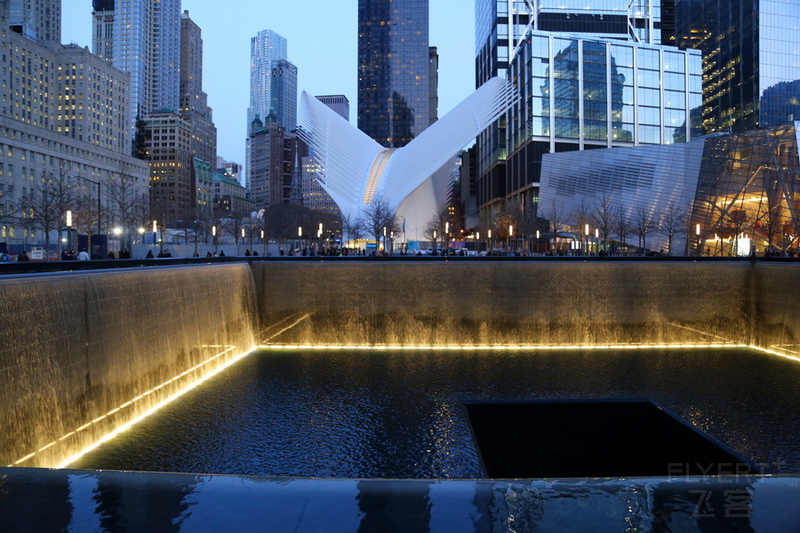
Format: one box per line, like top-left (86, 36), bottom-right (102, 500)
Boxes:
top-left (0, 264), bottom-right (257, 468)
top-left (3, 258), bottom-right (800, 471)
top-left (251, 260), bottom-right (759, 347)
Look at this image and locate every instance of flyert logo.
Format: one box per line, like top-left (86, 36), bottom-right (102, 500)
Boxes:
top-left (667, 462), bottom-right (758, 478)
top-left (668, 458), bottom-right (786, 479)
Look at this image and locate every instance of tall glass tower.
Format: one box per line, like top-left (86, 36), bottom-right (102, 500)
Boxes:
top-left (270, 59), bottom-right (298, 131)
top-left (357, 0), bottom-right (431, 148)
top-left (92, 0), bottom-right (181, 147)
top-left (674, 0), bottom-right (800, 133)
top-left (248, 29), bottom-right (288, 129)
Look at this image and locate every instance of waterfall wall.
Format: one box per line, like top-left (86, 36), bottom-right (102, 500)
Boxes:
top-left (3, 259), bottom-right (799, 469)
top-left (754, 262), bottom-right (800, 352)
top-left (252, 261), bottom-right (757, 346)
top-left (0, 264), bottom-right (257, 468)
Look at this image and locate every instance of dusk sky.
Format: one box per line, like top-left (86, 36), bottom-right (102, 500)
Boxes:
top-left (61, 1), bottom-right (476, 173)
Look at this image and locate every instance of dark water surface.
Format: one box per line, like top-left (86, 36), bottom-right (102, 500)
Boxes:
top-left (73, 348), bottom-right (800, 478)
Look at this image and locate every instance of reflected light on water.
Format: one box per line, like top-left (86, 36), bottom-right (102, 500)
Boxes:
top-left (47, 344), bottom-right (258, 469)
top-left (47, 342), bottom-right (800, 472)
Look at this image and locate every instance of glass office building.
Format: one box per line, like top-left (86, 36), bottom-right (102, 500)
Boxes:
top-left (269, 59), bottom-right (298, 131)
top-left (92, 0), bottom-right (181, 152)
top-left (248, 30), bottom-right (288, 130)
top-left (358, 0), bottom-right (430, 148)
top-left (474, 0), bottom-right (692, 225)
top-left (675, 0), bottom-right (800, 134)
top-left (503, 30), bottom-right (701, 214)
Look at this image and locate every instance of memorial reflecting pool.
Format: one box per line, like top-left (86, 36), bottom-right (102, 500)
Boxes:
top-left (72, 347), bottom-right (800, 477)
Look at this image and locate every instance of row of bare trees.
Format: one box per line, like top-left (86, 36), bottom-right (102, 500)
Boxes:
top-left (0, 165), bottom-right (148, 256)
top-left (478, 194), bottom-right (692, 255)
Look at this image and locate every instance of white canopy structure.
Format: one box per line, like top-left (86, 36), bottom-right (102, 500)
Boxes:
top-left (297, 77), bottom-right (518, 236)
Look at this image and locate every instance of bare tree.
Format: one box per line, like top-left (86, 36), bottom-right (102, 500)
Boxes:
top-left (22, 167), bottom-right (78, 257)
top-left (0, 187), bottom-right (19, 230)
top-left (659, 203), bottom-right (687, 256)
top-left (571, 199), bottom-right (593, 235)
top-left (341, 210), bottom-right (365, 247)
top-left (593, 194), bottom-right (615, 252)
top-left (541, 200), bottom-right (567, 235)
top-left (515, 201), bottom-right (541, 253)
top-left (191, 205), bottom-right (214, 249)
top-left (362, 196), bottom-right (399, 252)
top-left (632, 207), bottom-right (657, 255)
top-left (613, 206), bottom-right (632, 247)
top-left (754, 186), bottom-right (784, 255)
top-left (106, 173), bottom-right (147, 249)
top-left (262, 203), bottom-right (313, 248)
top-left (424, 211), bottom-right (447, 251)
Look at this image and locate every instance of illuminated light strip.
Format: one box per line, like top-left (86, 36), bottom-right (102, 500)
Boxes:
top-left (362, 148), bottom-right (396, 205)
top-left (14, 453), bottom-right (35, 465)
top-left (765, 344), bottom-right (800, 356)
top-left (10, 344), bottom-right (240, 467)
top-left (258, 313), bottom-right (310, 338)
top-left (258, 343), bottom-right (800, 367)
top-left (36, 442), bottom-right (56, 453)
top-left (665, 322), bottom-right (736, 343)
top-left (17, 341), bottom-right (798, 468)
top-left (751, 345), bottom-right (800, 363)
top-left (362, 148), bottom-right (389, 205)
top-left (56, 345), bottom-right (259, 469)
top-left (261, 314), bottom-right (312, 344)
top-left (258, 343), bottom-right (748, 352)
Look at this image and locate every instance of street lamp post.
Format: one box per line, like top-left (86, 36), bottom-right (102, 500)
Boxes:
top-left (508, 225), bottom-right (513, 255)
top-left (261, 229), bottom-right (266, 256)
top-left (63, 210), bottom-right (73, 258)
top-left (152, 220), bottom-right (158, 253)
top-left (696, 223), bottom-right (701, 257)
top-left (584, 224), bottom-right (590, 255)
top-left (212, 225), bottom-right (217, 254)
top-left (595, 228), bottom-right (599, 255)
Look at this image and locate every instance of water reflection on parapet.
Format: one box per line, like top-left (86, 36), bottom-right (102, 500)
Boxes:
top-left (2, 468), bottom-right (798, 531)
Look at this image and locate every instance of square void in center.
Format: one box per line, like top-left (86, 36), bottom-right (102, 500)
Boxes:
top-left (465, 399), bottom-right (756, 479)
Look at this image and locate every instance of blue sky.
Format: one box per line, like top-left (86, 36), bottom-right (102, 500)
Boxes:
top-left (61, 1), bottom-right (476, 170)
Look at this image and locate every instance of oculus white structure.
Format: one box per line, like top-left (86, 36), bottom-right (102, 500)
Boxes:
top-left (298, 77), bottom-right (518, 237)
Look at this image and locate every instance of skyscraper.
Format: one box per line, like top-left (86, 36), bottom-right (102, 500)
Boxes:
top-left (180, 10), bottom-right (216, 165)
top-left (474, 0), bottom-right (700, 226)
top-left (9, 0), bottom-right (60, 42)
top-left (270, 59), bottom-right (298, 131)
top-left (357, 0), bottom-right (432, 148)
top-left (92, 0), bottom-right (181, 144)
top-left (247, 114), bottom-right (285, 208)
top-left (674, 0), bottom-right (800, 133)
top-left (0, 1), bottom-right (150, 250)
top-left (180, 10), bottom-right (217, 220)
top-left (315, 95), bottom-right (350, 121)
top-left (248, 29), bottom-right (288, 129)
